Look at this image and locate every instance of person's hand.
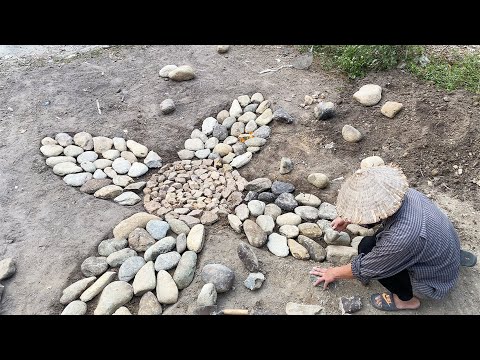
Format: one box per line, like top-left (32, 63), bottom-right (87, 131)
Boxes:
top-left (309, 266), bottom-right (337, 290)
top-left (331, 217), bottom-right (350, 232)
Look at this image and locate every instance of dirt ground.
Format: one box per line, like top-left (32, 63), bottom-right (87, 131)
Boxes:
top-left (0, 45), bottom-right (479, 315)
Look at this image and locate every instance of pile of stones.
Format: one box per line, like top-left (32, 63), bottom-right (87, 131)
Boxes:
top-left (40, 132), bottom-right (161, 206)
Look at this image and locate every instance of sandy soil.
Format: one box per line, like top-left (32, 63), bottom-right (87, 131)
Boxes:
top-left (0, 45), bottom-right (479, 315)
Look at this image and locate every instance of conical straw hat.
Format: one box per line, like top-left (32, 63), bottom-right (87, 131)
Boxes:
top-left (335, 164), bottom-right (409, 224)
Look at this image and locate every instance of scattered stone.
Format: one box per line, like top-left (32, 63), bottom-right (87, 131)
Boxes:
top-left (213, 143), bottom-right (232, 156)
top-left (267, 233), bottom-right (289, 257)
top-left (228, 214), bottom-right (243, 233)
top-left (298, 223), bottom-right (322, 240)
top-left (122, 151), bottom-right (138, 164)
top-left (294, 206), bottom-right (319, 221)
top-left (45, 156), bottom-right (76, 167)
top-left (124, 181), bottom-right (146, 191)
top-left (216, 110), bottom-right (230, 123)
top-left (94, 281), bottom-right (134, 315)
top-left (154, 251), bottom-right (181, 271)
top-left (80, 271), bottom-right (116, 302)
top-left (204, 137), bottom-right (219, 150)
top-left (339, 296), bottom-right (363, 314)
top-left (230, 122), bottom-right (245, 137)
top-left (173, 251), bottom-right (197, 290)
top-left (295, 193), bottom-right (321, 207)
top-left (248, 200), bottom-right (265, 216)
top-left (276, 212), bottom-right (302, 226)
top-left (342, 125), bottom-right (363, 142)
top-left (245, 119), bottom-right (258, 133)
top-left (201, 117), bottom-right (218, 135)
top-left (118, 256), bottom-right (146, 282)
top-left (128, 162), bottom-right (149, 177)
top-left (255, 108), bottom-right (273, 126)
top-left (314, 101), bottom-right (336, 120)
top-left (160, 99), bottom-right (175, 114)
top-left (307, 173), bottom-right (329, 188)
top-left (94, 185), bottom-right (123, 199)
top-left (53, 162), bottom-right (83, 176)
top-left (360, 156), bottom-right (385, 169)
top-left (133, 261), bottom-right (156, 296)
top-left (92, 136), bottom-right (113, 154)
top-left (61, 300), bottom-right (87, 315)
top-left (102, 149), bottom-right (120, 161)
top-left (256, 214), bottom-right (275, 234)
top-left (144, 236), bottom-right (176, 262)
top-left (93, 169), bottom-right (107, 179)
top-left (271, 181), bottom-right (295, 195)
top-left (112, 307), bottom-right (132, 315)
top-left (168, 65), bottom-right (195, 81)
top-left (223, 117), bottom-right (237, 130)
top-left (297, 235), bottom-right (326, 262)
top-left (286, 302), bottom-right (323, 315)
top-left (186, 224), bottom-right (205, 253)
top-left (178, 149), bottom-right (195, 160)
top-left (201, 264), bottom-right (235, 293)
top-left (143, 151), bottom-right (162, 168)
top-left (159, 64), bottom-right (178, 77)
top-left (243, 219), bottom-right (267, 247)
top-left (40, 144), bottom-right (64, 157)
top-left (77, 151), bottom-right (98, 163)
top-left (60, 277), bottom-right (96, 305)
top-left (197, 283), bottom-right (217, 306)
top-left (274, 192), bottom-right (298, 211)
top-left (138, 291), bottom-right (163, 315)
top-left (72, 132), bottom-right (93, 150)
top-left (63, 172), bottom-right (93, 187)
top-left (223, 135), bottom-right (237, 145)
top-left (318, 202), bottom-right (338, 220)
top-left (114, 191), bottom-right (141, 205)
top-left (256, 100), bottom-right (271, 114)
top-left (80, 161), bottom-right (96, 173)
top-left (264, 203), bottom-right (282, 220)
top-left (179, 215), bottom-right (201, 227)
top-left (253, 125), bottom-right (271, 139)
top-left (272, 108), bottom-right (294, 124)
top-left (353, 84), bottom-right (382, 106)
top-left (279, 224), bottom-right (299, 238)
top-left (237, 94), bottom-right (250, 107)
top-left (288, 239), bottom-right (310, 260)
top-left (244, 272), bottom-right (265, 290)
top-left (229, 99), bottom-right (243, 118)
top-left (146, 219), bottom-right (170, 240)
top-left (156, 270), bottom-right (179, 304)
top-left (200, 211), bottom-right (219, 225)
top-left (113, 137), bottom-right (127, 152)
top-left (98, 238), bottom-right (127, 257)
top-left (381, 101), bottom-right (403, 118)
top-left (237, 242), bottom-right (260, 272)
top-left (81, 256), bottom-right (108, 277)
top-left (245, 178), bottom-right (272, 192)
top-left (326, 245), bottom-right (358, 265)
top-left (251, 92), bottom-right (264, 104)
top-left (350, 236), bottom-right (364, 250)
top-left (107, 248), bottom-right (137, 267)
top-left (279, 157), bottom-right (293, 174)
top-left (234, 204), bottom-right (248, 221)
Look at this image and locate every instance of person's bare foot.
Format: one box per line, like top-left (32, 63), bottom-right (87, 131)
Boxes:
top-left (392, 293), bottom-right (421, 310)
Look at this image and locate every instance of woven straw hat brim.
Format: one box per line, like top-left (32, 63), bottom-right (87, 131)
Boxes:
top-left (335, 164), bottom-right (409, 224)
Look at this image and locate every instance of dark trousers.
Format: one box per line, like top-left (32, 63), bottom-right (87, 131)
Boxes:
top-left (358, 235), bottom-right (414, 301)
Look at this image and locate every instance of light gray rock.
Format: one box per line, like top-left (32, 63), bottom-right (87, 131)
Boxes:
top-left (202, 117), bottom-right (218, 135)
top-left (350, 236), bottom-right (364, 251)
top-left (213, 143), bottom-right (232, 156)
top-left (186, 224), bottom-right (205, 253)
top-left (113, 212), bottom-right (159, 239)
top-left (234, 204), bottom-right (249, 221)
top-left (298, 223), bottom-right (323, 240)
top-left (307, 173), bottom-right (329, 188)
top-left (53, 162), bottom-right (82, 176)
top-left (156, 270), bottom-right (179, 304)
top-left (314, 101), bottom-right (336, 120)
top-left (179, 215), bottom-right (201, 228)
top-left (230, 122), bottom-right (245, 137)
top-left (80, 161), bottom-right (96, 173)
top-left (230, 152), bottom-right (252, 168)
top-left (41, 136), bottom-right (57, 146)
top-left (264, 203), bottom-right (282, 220)
top-left (107, 248), bottom-right (137, 267)
top-left (228, 214), bottom-right (243, 233)
top-left (217, 110), bottom-right (230, 123)
top-left (271, 181), bottom-right (295, 195)
top-left (317, 219), bottom-right (332, 231)
top-left (246, 146), bottom-right (260, 153)
top-left (279, 157), bottom-right (293, 174)
top-left (276, 212), bottom-right (302, 226)
top-left (279, 224), bottom-right (299, 238)
top-left (173, 251), bottom-right (197, 290)
top-left (295, 193), bottom-right (322, 207)
top-left (63, 145), bottom-right (84, 157)
top-left (138, 291), bottom-right (163, 315)
top-left (159, 64), bottom-right (178, 77)
top-left (295, 206), bottom-right (319, 221)
top-left (238, 111), bottom-right (257, 124)
top-left (288, 239), bottom-right (310, 260)
top-left (248, 200), bottom-right (265, 216)
top-left (297, 235), bottom-right (326, 262)
top-left (381, 101), bottom-right (403, 118)
top-left (112, 175), bottom-right (133, 187)
top-left (77, 151), bottom-right (98, 163)
top-left (342, 125), bottom-right (363, 142)
top-left (237, 242), bottom-right (260, 272)
top-left (81, 256), bottom-right (108, 277)
top-left (222, 117), bottom-right (237, 130)
top-left (213, 124), bottom-right (228, 141)
top-left (55, 132), bottom-right (74, 147)
top-left (46, 156), bottom-right (76, 167)
top-left (346, 224), bottom-right (375, 236)
top-left (176, 233), bottom-right (187, 254)
top-left (200, 211), bottom-right (219, 225)
top-left (191, 128), bottom-right (208, 142)
top-left (94, 281), bottom-right (134, 315)
top-left (272, 108), bottom-right (294, 124)
top-left (231, 142), bottom-right (246, 156)
top-left (124, 181), bottom-right (146, 191)
top-left (93, 136), bottom-right (113, 154)
top-left (185, 138), bottom-right (205, 151)
top-left (178, 149), bottom-right (195, 160)
top-left (205, 137), bottom-right (219, 150)
top-left (245, 178), bottom-right (271, 192)
top-left (195, 149), bottom-right (211, 159)
top-left (146, 219), bottom-right (170, 240)
top-left (133, 261), bottom-right (156, 296)
top-left (251, 92), bottom-right (264, 104)
top-left (93, 169), bottom-right (107, 179)
top-left (94, 185), bottom-right (123, 199)
top-left (168, 65), bottom-right (195, 81)
top-left (74, 132), bottom-right (94, 150)
top-left (286, 302), bottom-right (323, 315)
top-left (326, 245), bottom-right (358, 265)
top-left (244, 137), bottom-right (266, 147)
top-left (93, 159), bottom-right (113, 170)
top-left (40, 144), bottom-right (64, 157)
top-left (318, 202), bottom-right (338, 220)
top-left (253, 125), bottom-right (271, 139)
top-left (118, 256), bottom-right (146, 282)
top-left (114, 191), bottom-right (141, 205)
top-left (244, 191), bottom-right (258, 202)
top-left (121, 151), bottom-right (138, 164)
top-left (144, 236), bottom-right (176, 262)
top-left (155, 251), bottom-right (181, 271)
top-left (244, 103), bottom-right (259, 113)
top-left (112, 307), bottom-right (132, 315)
top-left (244, 272), bottom-right (265, 290)
top-left (267, 233), bottom-right (289, 257)
top-left (128, 162), bottom-right (149, 177)
top-left (60, 276), bottom-right (96, 305)
top-left (353, 84), bottom-right (382, 106)
top-left (256, 100), bottom-right (271, 114)
top-left (222, 152), bottom-right (235, 164)
top-left (113, 137), bottom-right (127, 152)
top-left (255, 108), bottom-right (273, 126)
top-left (160, 99), bottom-right (175, 114)
top-left (201, 264), bottom-right (235, 293)
top-left (275, 192), bottom-right (298, 211)
top-left (63, 172), bottom-right (92, 187)
top-left (98, 238), bottom-right (128, 257)
top-left (167, 219), bottom-right (190, 236)
top-left (197, 283), bottom-right (217, 306)
top-left (243, 219), bottom-right (267, 247)
top-left (144, 151), bottom-right (162, 168)
top-left (360, 155), bottom-right (385, 169)
top-left (102, 149), bottom-right (121, 160)
top-left (229, 99), bottom-right (243, 118)
top-left (256, 215), bottom-right (275, 234)
top-left (80, 271), bottom-right (116, 302)
top-left (61, 300), bottom-right (87, 315)
top-left (126, 140), bottom-right (148, 158)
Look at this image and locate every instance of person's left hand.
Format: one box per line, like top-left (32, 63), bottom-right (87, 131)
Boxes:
top-left (310, 266), bottom-right (336, 290)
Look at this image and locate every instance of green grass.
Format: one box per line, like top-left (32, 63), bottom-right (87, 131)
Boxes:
top-left (305, 45), bottom-right (480, 94)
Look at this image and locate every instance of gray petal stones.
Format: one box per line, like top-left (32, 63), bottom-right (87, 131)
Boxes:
top-left (294, 206), bottom-right (319, 221)
top-left (230, 152), bottom-right (252, 168)
top-left (244, 137), bottom-right (266, 147)
top-left (146, 219), bottom-right (170, 240)
top-left (144, 236), bottom-right (176, 262)
top-left (63, 172), bottom-right (93, 187)
top-left (255, 192), bottom-right (274, 202)
top-left (156, 270), bottom-right (179, 304)
top-left (168, 65), bottom-right (195, 81)
top-left (274, 192), bottom-right (298, 211)
top-left (128, 162), bottom-right (149, 177)
top-left (353, 84), bottom-right (382, 106)
top-left (112, 175), bottom-right (134, 187)
top-left (272, 108), bottom-right (294, 124)
top-left (195, 149), bottom-right (211, 159)
top-left (350, 236), bottom-right (364, 251)
top-left (256, 100), bottom-right (271, 114)
top-left (229, 99), bottom-right (242, 118)
top-left (243, 219), bottom-right (267, 248)
top-left (297, 235), bottom-right (326, 262)
top-left (167, 219), bottom-right (190, 235)
top-left (340, 296), bottom-right (363, 314)
top-left (128, 228), bottom-right (156, 252)
top-left (205, 137), bottom-right (219, 149)
top-left (232, 142), bottom-right (247, 156)
top-left (318, 202), bottom-right (338, 220)
top-left (40, 144), bottom-right (64, 157)
top-left (295, 193), bottom-right (322, 207)
top-left (347, 224), bottom-right (374, 236)
top-left (98, 238), bottom-right (128, 257)
top-left (114, 212), bottom-right (159, 239)
top-left (178, 149), bottom-right (195, 160)
top-left (80, 271), bottom-right (116, 302)
top-left (271, 181), bottom-right (295, 195)
top-left (279, 224), bottom-right (299, 238)
top-left (237, 242), bottom-right (260, 272)
top-left (133, 261), bottom-right (156, 296)
top-left (223, 117), bottom-right (237, 130)
top-left (251, 92), bottom-right (264, 104)
top-left (197, 283), bottom-right (217, 306)
top-left (102, 149), bottom-right (120, 160)
top-left (93, 169), bottom-right (107, 179)
top-left (217, 110), bottom-right (230, 123)
top-left (113, 307), bottom-right (132, 315)
top-left (74, 132), bottom-right (94, 150)
top-left (0, 258), bottom-right (15, 280)
top-left (60, 277), bottom-right (97, 305)
top-left (160, 99), bottom-right (176, 115)
top-left (245, 178), bottom-right (272, 192)
top-left (228, 214), bottom-right (243, 233)
top-left (100, 167), bottom-right (116, 179)
top-left (113, 137), bottom-right (127, 151)
top-left (230, 122), bottom-right (245, 137)
top-left (121, 151), bottom-right (138, 164)
top-left (248, 200), bottom-right (265, 216)
top-left (94, 281), bottom-right (134, 315)
top-left (326, 245), bottom-right (358, 265)
top-left (267, 233), bottom-right (289, 257)
top-left (342, 125), bottom-right (363, 142)
top-left (264, 203), bottom-right (282, 220)
top-left (314, 101), bottom-right (336, 120)
top-left (202, 117), bottom-right (218, 135)
top-left (213, 143), bottom-right (232, 156)
top-left (138, 291), bottom-right (163, 315)
top-left (288, 239), bottom-right (310, 260)
top-left (256, 215), bottom-right (275, 234)
top-left (107, 248), bottom-right (137, 267)
top-left (125, 181), bottom-right (146, 191)
top-left (213, 125), bottom-right (228, 141)
top-left (186, 224), bottom-right (205, 253)
top-left (176, 233), bottom-right (187, 254)
top-left (201, 264), bottom-right (235, 293)
top-left (286, 302), bottom-right (323, 315)
top-left (244, 103), bottom-right (259, 113)
top-left (92, 136), bottom-right (113, 154)
top-left (200, 211), bottom-right (219, 225)
top-left (63, 145), bottom-right (84, 157)
top-left (80, 161), bottom-right (96, 173)
top-left (244, 272), bottom-right (265, 290)
top-left (46, 156), bottom-right (76, 167)
top-left (55, 133), bottom-right (74, 147)
top-left (179, 215), bottom-right (201, 228)
top-left (93, 159), bottom-right (113, 170)
top-left (253, 125), bottom-right (271, 139)
top-left (255, 108), bottom-right (273, 126)
top-left (81, 256), bottom-right (108, 277)
top-left (114, 192), bottom-right (141, 205)
top-left (307, 173), bottom-right (329, 188)
top-left (381, 101), bottom-right (403, 118)
top-left (53, 162), bottom-right (82, 176)
top-left (154, 251), bottom-right (181, 271)
top-left (77, 151), bottom-right (98, 163)
top-left (159, 64), bottom-right (178, 77)
top-left (126, 140), bottom-right (148, 158)
top-left (360, 155), bottom-right (385, 169)
top-left (173, 251), bottom-right (197, 289)
top-left (298, 223), bottom-right (323, 240)
top-left (276, 212), bottom-right (302, 226)
top-left (94, 185), bottom-right (123, 199)
top-left (279, 157), bottom-right (293, 174)
top-left (235, 204), bottom-right (250, 221)
top-left (41, 136), bottom-right (57, 145)
top-left (185, 138), bottom-right (204, 151)
top-left (61, 300), bottom-right (87, 315)
top-left (238, 112), bottom-right (257, 125)
top-left (191, 128), bottom-right (208, 142)
top-left (118, 256), bottom-right (146, 282)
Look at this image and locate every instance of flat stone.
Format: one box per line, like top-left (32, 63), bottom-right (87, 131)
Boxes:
top-left (307, 173), bottom-right (329, 188)
top-left (112, 307), bottom-right (132, 315)
top-left (251, 92), bottom-right (264, 104)
top-left (318, 202), bottom-right (338, 220)
top-left (294, 206), bottom-right (319, 221)
top-left (248, 200), bottom-right (265, 216)
top-left (197, 283), bottom-right (217, 306)
top-left (107, 248), bottom-right (138, 267)
top-left (159, 64), bottom-right (177, 77)
top-left (295, 193), bottom-right (322, 207)
top-left (93, 159), bottom-right (113, 170)
top-left (279, 157), bottom-right (293, 174)
top-left (340, 296), bottom-right (363, 314)
top-left (121, 151), bottom-right (138, 164)
top-left (178, 149), bottom-right (195, 160)
top-left (144, 151), bottom-right (162, 168)
top-left (350, 236), bottom-right (364, 250)
top-left (80, 161), bottom-right (96, 173)
top-left (353, 84), bottom-right (382, 106)
top-left (98, 238), bottom-right (128, 257)
top-left (138, 291), bottom-right (163, 315)
top-left (94, 281), bottom-right (134, 315)
top-left (342, 125), bottom-right (363, 142)
top-left (60, 277), bottom-right (96, 305)
top-left (80, 271), bottom-right (116, 302)
top-left (160, 98), bottom-right (175, 115)
top-left (132, 261), bottom-right (156, 296)
top-left (326, 245), bottom-right (358, 265)
top-left (288, 239), bottom-right (310, 260)
top-left (45, 156), bottom-right (76, 167)
top-left (113, 137), bottom-right (127, 152)
top-left (255, 108), bottom-right (273, 126)
top-left (381, 101), bottom-right (403, 118)
top-left (271, 181), bottom-right (295, 195)
top-left (41, 136), bottom-right (57, 146)
top-left (347, 224), bottom-right (375, 236)
top-left (298, 223), bottom-right (323, 240)
top-left (156, 270), bottom-right (179, 304)
top-left (173, 251), bottom-right (197, 290)
top-left (167, 218), bottom-right (190, 235)
top-left (55, 132), bottom-right (74, 147)
top-left (63, 145), bottom-right (84, 157)
top-left (228, 214), bottom-right (243, 233)
top-left (272, 108), bottom-right (294, 124)
top-left (256, 100), bottom-right (271, 114)
top-left (244, 272), bottom-right (265, 290)
top-left (61, 300), bottom-right (87, 315)
top-left (264, 203), bottom-right (282, 220)
top-left (128, 162), bottom-right (149, 177)
top-left (279, 224), bottom-right (299, 238)
top-left (94, 185), bottom-right (123, 199)
top-left (256, 214), bottom-right (275, 234)
top-left (53, 162), bottom-right (82, 176)
top-left (92, 136), bottom-right (113, 154)
top-left (128, 228), bottom-right (156, 252)
top-left (40, 144), bottom-right (64, 157)
top-left (276, 212), bottom-right (302, 226)
top-left (216, 110), bottom-right (230, 123)
top-left (74, 132), bottom-right (94, 150)
top-left (243, 219), bottom-right (267, 248)
top-left (245, 178), bottom-right (272, 192)
top-left (360, 156), bottom-right (385, 169)
top-left (154, 251), bottom-right (181, 271)
top-left (267, 233), bottom-right (289, 257)
top-left (63, 172), bottom-right (93, 187)
top-left (126, 140), bottom-right (148, 158)
top-left (253, 125), bottom-right (271, 139)
top-left (81, 256), bottom-right (108, 277)
top-left (237, 242), bottom-right (260, 272)
top-left (176, 233), bottom-right (187, 254)
top-left (102, 149), bottom-right (120, 161)
top-left (200, 211), bottom-right (219, 225)
top-left (146, 219), bottom-right (170, 240)
top-left (144, 236), bottom-right (176, 262)
top-left (201, 264), bottom-right (235, 293)
top-left (244, 103), bottom-right (259, 113)
top-left (168, 65), bottom-right (195, 81)
top-left (229, 99), bottom-right (243, 118)
top-left (114, 191), bottom-right (141, 205)
top-left (179, 215), bottom-right (201, 227)
top-left (118, 256), bottom-right (146, 282)
top-left (124, 181), bottom-right (146, 191)
top-left (297, 235), bottom-right (326, 262)
top-left (275, 192), bottom-right (298, 211)
top-left (186, 224), bottom-right (205, 253)
top-left (230, 152), bottom-right (252, 168)
top-left (77, 151), bottom-right (98, 163)
top-left (286, 302), bottom-right (323, 315)
top-left (314, 101), bottom-right (336, 120)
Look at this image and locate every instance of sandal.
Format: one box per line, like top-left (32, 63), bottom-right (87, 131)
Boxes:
top-left (370, 292), bottom-right (404, 312)
top-left (460, 250), bottom-right (477, 267)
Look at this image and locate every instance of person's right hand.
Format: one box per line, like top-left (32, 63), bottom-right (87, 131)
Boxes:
top-left (331, 217), bottom-right (350, 232)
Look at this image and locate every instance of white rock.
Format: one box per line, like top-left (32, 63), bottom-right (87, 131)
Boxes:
top-left (92, 169), bottom-right (106, 180)
top-left (61, 300), bottom-right (87, 315)
top-left (112, 157), bottom-right (131, 174)
top-left (102, 149), bottom-right (121, 160)
top-left (235, 204), bottom-right (249, 221)
top-left (264, 203), bottom-right (282, 220)
top-left (63, 172), bottom-right (93, 187)
top-left (267, 233), bottom-right (289, 257)
top-left (279, 224), bottom-right (299, 238)
top-left (113, 137), bottom-right (127, 151)
top-left (60, 277), bottom-right (96, 305)
top-left (41, 137), bottom-right (57, 146)
top-left (159, 64), bottom-right (178, 77)
top-left (93, 159), bottom-right (113, 170)
top-left (104, 167), bottom-right (117, 179)
top-left (248, 200), bottom-right (265, 216)
top-left (112, 307), bottom-right (132, 315)
top-left (360, 156), bottom-right (385, 169)
top-left (251, 92), bottom-right (264, 104)
top-left (185, 138), bottom-right (204, 151)
top-left (205, 137), bottom-right (219, 149)
top-left (191, 129), bottom-right (208, 142)
top-left (255, 108), bottom-right (273, 126)
top-left (318, 202), bottom-right (338, 220)
top-left (238, 95), bottom-right (250, 107)
top-left (55, 133), bottom-right (73, 147)
top-left (80, 271), bottom-right (116, 302)
top-left (286, 302), bottom-right (323, 315)
top-left (195, 149), bottom-right (211, 159)
top-left (197, 283), bottom-right (217, 306)
top-left (74, 132), bottom-right (94, 150)
top-left (276, 212), bottom-right (302, 226)
top-left (353, 84), bottom-right (382, 106)
top-left (94, 281), bottom-right (134, 315)
top-left (144, 151), bottom-right (162, 168)
top-left (295, 193), bottom-right (322, 207)
top-left (63, 145), bottom-right (84, 157)
top-left (213, 143), bottom-right (232, 157)
top-left (113, 175), bottom-right (133, 187)
top-left (77, 151), bottom-right (98, 163)
top-left (121, 151), bottom-right (138, 164)
top-left (186, 224), bottom-right (205, 253)
top-left (126, 140), bottom-right (149, 158)
top-left (228, 214), bottom-right (243, 233)
top-left (230, 152), bottom-right (252, 168)
top-left (94, 185), bottom-right (123, 199)
top-left (168, 65), bottom-right (195, 81)
top-left (256, 100), bottom-right (271, 114)
top-left (128, 162), bottom-right (149, 177)
top-left (40, 144), bottom-right (64, 157)
top-left (93, 136), bottom-right (113, 154)
top-left (156, 270), bottom-right (179, 304)
top-left (202, 117), bottom-right (218, 135)
top-left (46, 156), bottom-right (76, 167)
top-left (245, 119), bottom-right (258, 133)
top-left (81, 161), bottom-right (96, 173)
top-left (114, 192), bottom-right (141, 205)
top-left (381, 101), bottom-right (403, 118)
top-left (229, 99), bottom-right (243, 118)
top-left (256, 215), bottom-right (275, 234)
top-left (133, 261), bottom-right (156, 296)
top-left (138, 291), bottom-right (163, 315)
top-left (238, 112), bottom-right (257, 124)
top-left (178, 149), bottom-right (195, 160)
top-left (342, 125), bottom-right (363, 142)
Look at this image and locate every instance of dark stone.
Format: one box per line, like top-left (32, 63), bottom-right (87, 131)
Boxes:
top-left (237, 242), bottom-right (260, 272)
top-left (297, 235), bottom-right (326, 262)
top-left (274, 192), bottom-right (298, 211)
top-left (257, 192), bottom-right (276, 203)
top-left (272, 108), bottom-right (294, 124)
top-left (271, 181), bottom-right (295, 195)
top-left (201, 264), bottom-right (235, 293)
top-left (339, 296), bottom-right (363, 314)
top-left (212, 124), bottom-right (228, 141)
top-left (244, 191), bottom-right (258, 202)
